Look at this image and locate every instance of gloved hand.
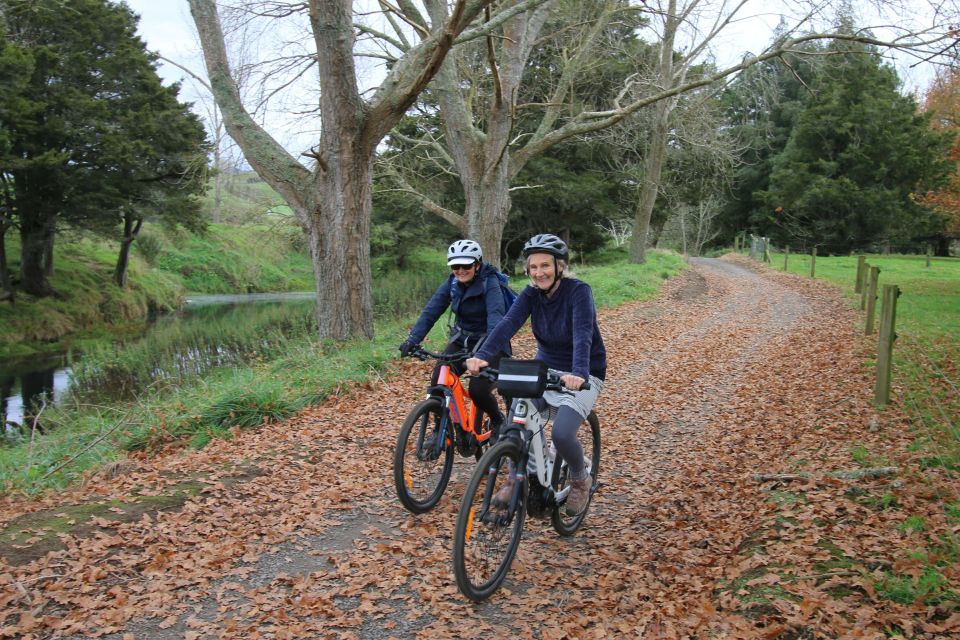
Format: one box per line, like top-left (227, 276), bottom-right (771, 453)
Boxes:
top-left (399, 339), bottom-right (419, 357)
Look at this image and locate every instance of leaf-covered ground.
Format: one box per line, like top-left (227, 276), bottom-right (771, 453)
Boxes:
top-left (1, 256), bottom-right (957, 639)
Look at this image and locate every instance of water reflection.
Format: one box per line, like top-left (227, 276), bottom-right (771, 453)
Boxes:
top-left (1, 356), bottom-right (71, 436)
top-left (1, 292), bottom-right (314, 438)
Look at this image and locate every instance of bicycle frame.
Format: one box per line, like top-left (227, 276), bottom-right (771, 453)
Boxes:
top-left (429, 363), bottom-right (492, 447)
top-left (414, 349), bottom-right (493, 457)
top-left (508, 399), bottom-right (565, 496)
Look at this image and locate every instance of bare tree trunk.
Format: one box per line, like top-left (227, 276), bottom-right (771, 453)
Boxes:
top-left (19, 215), bottom-right (55, 297)
top-left (309, 150), bottom-right (375, 338)
top-left (189, 0), bottom-right (489, 340)
top-left (211, 137), bottom-right (222, 224)
top-left (628, 106), bottom-right (671, 263)
top-left (463, 173), bottom-right (512, 266)
top-left (629, 0), bottom-right (678, 264)
top-left (114, 213), bottom-right (143, 288)
top-left (428, 1), bottom-right (553, 266)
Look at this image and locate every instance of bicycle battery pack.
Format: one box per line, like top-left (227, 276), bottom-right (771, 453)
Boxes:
top-left (497, 358), bottom-right (548, 398)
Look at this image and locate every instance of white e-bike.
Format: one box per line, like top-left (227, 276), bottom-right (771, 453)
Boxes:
top-left (452, 359), bottom-right (601, 601)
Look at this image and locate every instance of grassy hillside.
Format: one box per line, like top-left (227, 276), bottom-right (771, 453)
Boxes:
top-left (0, 234), bottom-right (184, 358)
top-left (153, 224), bottom-right (313, 294)
top-left (0, 223), bottom-right (313, 357)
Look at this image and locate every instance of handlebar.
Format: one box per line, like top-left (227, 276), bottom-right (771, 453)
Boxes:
top-left (406, 346), bottom-right (473, 365)
top-left (405, 349), bottom-right (591, 392)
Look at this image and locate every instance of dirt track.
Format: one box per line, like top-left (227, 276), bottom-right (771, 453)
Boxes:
top-left (2, 256), bottom-right (942, 639)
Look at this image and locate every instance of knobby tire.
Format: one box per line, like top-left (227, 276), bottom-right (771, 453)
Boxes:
top-left (393, 397), bottom-right (454, 514)
top-left (453, 439), bottom-right (526, 602)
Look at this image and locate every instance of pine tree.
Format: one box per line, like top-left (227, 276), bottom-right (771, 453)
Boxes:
top-left (0, 0), bottom-right (208, 296)
top-left (763, 35), bottom-right (950, 253)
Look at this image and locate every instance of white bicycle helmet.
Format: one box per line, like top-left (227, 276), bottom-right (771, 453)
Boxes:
top-left (522, 233), bottom-right (568, 260)
top-left (447, 239), bottom-right (483, 266)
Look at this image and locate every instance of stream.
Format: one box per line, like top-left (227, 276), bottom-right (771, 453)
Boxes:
top-left (1, 292), bottom-right (314, 434)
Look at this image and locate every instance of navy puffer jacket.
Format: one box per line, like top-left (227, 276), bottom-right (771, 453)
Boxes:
top-left (408, 262), bottom-right (511, 354)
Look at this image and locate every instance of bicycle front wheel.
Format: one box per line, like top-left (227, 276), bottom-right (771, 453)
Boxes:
top-left (453, 440), bottom-right (526, 602)
top-left (393, 397), bottom-right (454, 514)
top-left (551, 410), bottom-right (601, 536)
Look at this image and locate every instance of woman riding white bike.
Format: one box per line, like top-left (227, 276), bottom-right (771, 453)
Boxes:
top-left (466, 233), bottom-right (606, 516)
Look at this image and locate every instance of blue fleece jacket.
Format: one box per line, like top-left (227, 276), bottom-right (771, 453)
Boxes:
top-left (476, 277), bottom-right (606, 381)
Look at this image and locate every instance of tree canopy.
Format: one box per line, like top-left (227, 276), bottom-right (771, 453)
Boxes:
top-left (0, 0), bottom-right (209, 296)
top-left (919, 67), bottom-right (960, 253)
top-left (761, 37), bottom-right (950, 254)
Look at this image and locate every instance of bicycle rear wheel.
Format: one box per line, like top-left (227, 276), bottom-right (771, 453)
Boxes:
top-left (453, 440), bottom-right (526, 601)
top-left (550, 410), bottom-right (601, 536)
top-left (393, 397), bottom-right (454, 514)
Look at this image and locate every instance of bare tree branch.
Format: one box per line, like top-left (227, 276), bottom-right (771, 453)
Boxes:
top-left (377, 163), bottom-right (466, 229)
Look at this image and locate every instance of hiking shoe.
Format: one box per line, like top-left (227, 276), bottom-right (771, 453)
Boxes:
top-left (564, 474), bottom-right (591, 516)
top-left (491, 473), bottom-right (516, 508)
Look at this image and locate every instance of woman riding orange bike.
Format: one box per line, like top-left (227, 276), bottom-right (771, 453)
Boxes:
top-left (399, 239), bottom-right (511, 437)
top-left (467, 233), bottom-right (606, 516)
top-left (393, 346), bottom-right (498, 513)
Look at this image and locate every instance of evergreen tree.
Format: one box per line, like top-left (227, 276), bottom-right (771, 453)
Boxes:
top-left (718, 38), bottom-right (822, 245)
top-left (0, 0), bottom-right (208, 296)
top-left (762, 36), bottom-right (950, 253)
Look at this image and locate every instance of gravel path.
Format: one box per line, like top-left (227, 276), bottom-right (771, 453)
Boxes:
top-left (2, 256), bottom-right (894, 639)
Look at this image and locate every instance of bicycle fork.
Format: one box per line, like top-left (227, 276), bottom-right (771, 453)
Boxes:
top-left (417, 405), bottom-right (450, 461)
top-left (479, 462), bottom-right (524, 526)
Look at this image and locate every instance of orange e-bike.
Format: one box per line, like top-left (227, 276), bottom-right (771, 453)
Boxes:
top-left (393, 347), bottom-right (497, 514)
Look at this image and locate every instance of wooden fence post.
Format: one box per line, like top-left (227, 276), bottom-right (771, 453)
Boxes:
top-left (810, 247), bottom-right (817, 278)
top-left (854, 255), bottom-right (865, 293)
top-left (865, 266), bottom-right (880, 335)
top-left (783, 246), bottom-right (789, 271)
top-left (874, 284), bottom-right (900, 407)
top-left (860, 261), bottom-right (870, 310)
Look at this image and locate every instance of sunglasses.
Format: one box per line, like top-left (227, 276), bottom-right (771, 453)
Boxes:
top-left (451, 263), bottom-right (476, 272)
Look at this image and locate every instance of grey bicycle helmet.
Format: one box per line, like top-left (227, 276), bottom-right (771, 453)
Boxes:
top-left (447, 239), bottom-right (483, 266)
top-left (522, 233), bottom-right (568, 260)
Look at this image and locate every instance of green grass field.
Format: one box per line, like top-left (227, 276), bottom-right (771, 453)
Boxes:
top-left (773, 251), bottom-right (959, 342)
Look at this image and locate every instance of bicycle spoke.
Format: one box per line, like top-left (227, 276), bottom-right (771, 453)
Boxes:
top-left (393, 398), bottom-right (454, 514)
top-left (454, 442), bottom-right (526, 601)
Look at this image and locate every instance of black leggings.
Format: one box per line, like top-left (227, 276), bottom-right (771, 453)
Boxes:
top-left (431, 342), bottom-right (506, 430)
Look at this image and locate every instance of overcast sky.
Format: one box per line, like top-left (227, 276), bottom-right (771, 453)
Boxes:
top-left (121, 0), bottom-right (941, 156)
